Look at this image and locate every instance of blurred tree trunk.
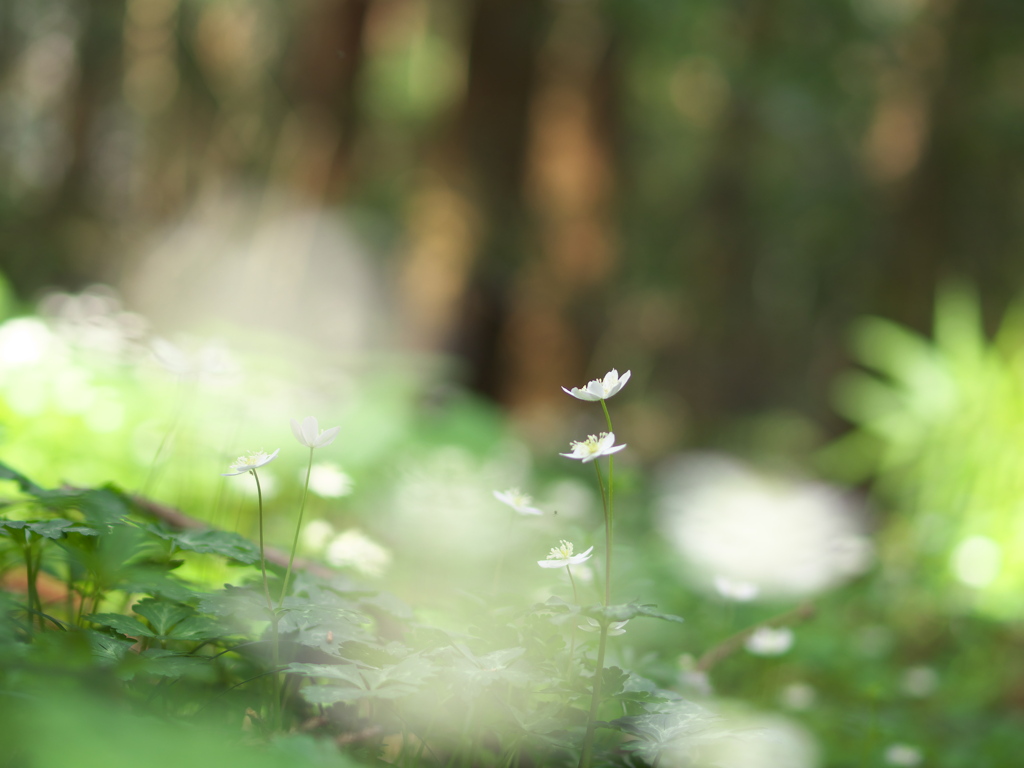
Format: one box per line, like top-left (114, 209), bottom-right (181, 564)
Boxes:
top-left (868, 0), bottom-right (964, 333)
top-left (12, 2), bottom-right (126, 295)
top-left (284, 0), bottom-right (372, 201)
top-left (497, 1), bottom-right (621, 426)
top-left (683, 0), bottom-right (780, 433)
top-left (401, 0), bottom-right (547, 399)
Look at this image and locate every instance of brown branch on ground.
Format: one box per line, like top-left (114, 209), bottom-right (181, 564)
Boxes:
top-left (128, 493), bottom-right (337, 580)
top-left (696, 602), bottom-right (816, 673)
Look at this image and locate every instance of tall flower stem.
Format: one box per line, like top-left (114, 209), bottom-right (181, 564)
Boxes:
top-left (592, 462), bottom-right (611, 607)
top-left (580, 399), bottom-right (617, 767)
top-left (280, 446), bottom-right (313, 605)
top-left (577, 622), bottom-right (609, 768)
top-left (253, 469), bottom-right (281, 730)
top-left (565, 565), bottom-right (580, 677)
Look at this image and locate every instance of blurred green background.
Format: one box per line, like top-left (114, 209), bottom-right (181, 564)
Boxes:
top-left (2, 0), bottom-right (1024, 765)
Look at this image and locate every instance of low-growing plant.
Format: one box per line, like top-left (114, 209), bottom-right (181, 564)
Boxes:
top-left (2, 367), bottom-right (840, 767)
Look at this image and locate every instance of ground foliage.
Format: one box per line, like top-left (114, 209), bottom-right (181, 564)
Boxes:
top-left (0, 460), bottom-right (699, 768)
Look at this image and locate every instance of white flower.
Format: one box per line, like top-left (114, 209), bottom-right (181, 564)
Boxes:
top-left (657, 453), bottom-right (871, 600)
top-left (779, 682), bottom-right (816, 710)
top-left (290, 416), bottom-right (340, 448)
top-left (326, 529), bottom-right (392, 577)
top-left (560, 432), bottom-right (626, 463)
top-left (579, 617), bottom-right (629, 635)
top-left (223, 449), bottom-right (280, 476)
top-left (884, 744), bottom-right (923, 767)
top-left (562, 368), bottom-right (631, 401)
top-left (744, 626), bottom-right (794, 656)
top-left (900, 666), bottom-right (939, 698)
top-left (307, 462), bottom-right (353, 498)
top-left (301, 519), bottom-right (336, 552)
top-left (538, 540), bottom-right (594, 568)
top-left (714, 575), bottom-right (760, 602)
top-left (493, 488), bottom-right (543, 516)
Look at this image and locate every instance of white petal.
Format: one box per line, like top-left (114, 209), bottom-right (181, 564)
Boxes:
top-left (301, 416), bottom-right (319, 445)
top-left (290, 418), bottom-right (308, 446)
top-left (538, 559), bottom-right (568, 568)
top-left (316, 425), bottom-right (340, 447)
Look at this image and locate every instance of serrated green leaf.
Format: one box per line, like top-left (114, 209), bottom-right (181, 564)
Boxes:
top-left (601, 666), bottom-right (628, 698)
top-left (85, 629), bottom-right (136, 664)
top-left (137, 649), bottom-right (210, 678)
top-left (26, 519), bottom-right (96, 539)
top-left (169, 529), bottom-right (260, 564)
top-left (584, 602), bottom-right (684, 624)
top-left (166, 615), bottom-right (224, 641)
top-left (133, 598), bottom-right (193, 636)
top-left (116, 570), bottom-right (197, 603)
top-left (197, 586), bottom-right (273, 628)
top-left (89, 613), bottom-right (155, 638)
top-left (285, 663), bottom-right (368, 686)
top-left (33, 488), bottom-right (132, 526)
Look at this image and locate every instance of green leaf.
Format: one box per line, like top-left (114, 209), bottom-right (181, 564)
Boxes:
top-left (130, 649), bottom-right (211, 678)
top-left (285, 663), bottom-right (368, 686)
top-left (31, 487), bottom-right (133, 526)
top-left (601, 666), bottom-right (628, 698)
top-left (197, 586), bottom-right (274, 629)
top-left (89, 613), bottom-right (155, 638)
top-left (85, 629), bottom-right (136, 665)
top-left (168, 529), bottom-right (260, 564)
top-left (133, 598), bottom-right (193, 636)
top-left (0, 520), bottom-right (28, 541)
top-left (0, 462), bottom-right (46, 496)
top-left (300, 684), bottom-right (375, 705)
top-left (584, 602), bottom-right (684, 625)
top-left (166, 615), bottom-right (224, 642)
top-left (26, 519), bottom-right (96, 539)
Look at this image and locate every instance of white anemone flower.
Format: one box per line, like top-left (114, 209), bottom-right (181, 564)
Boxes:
top-left (562, 368), bottom-right (631, 401)
top-left (714, 575), bottom-right (760, 602)
top-left (539, 540), bottom-right (594, 568)
top-left (560, 432), bottom-right (626, 463)
top-left (884, 744), bottom-right (923, 767)
top-left (223, 449), bottom-right (280, 476)
top-left (306, 462), bottom-right (354, 498)
top-left (579, 617), bottom-right (629, 635)
top-left (290, 416), bottom-right (340, 448)
top-left (744, 626), bottom-right (794, 656)
top-left (493, 488), bottom-right (544, 516)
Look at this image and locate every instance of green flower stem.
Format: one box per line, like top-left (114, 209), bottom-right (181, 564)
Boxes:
top-left (253, 470), bottom-right (273, 611)
top-left (580, 398), bottom-right (618, 767)
top-left (566, 565), bottom-right (580, 605)
top-left (280, 446), bottom-right (313, 605)
top-left (592, 461), bottom-right (611, 607)
top-left (252, 469), bottom-right (282, 730)
top-left (566, 565), bottom-right (580, 677)
top-left (21, 536), bottom-right (40, 632)
top-left (577, 622), bottom-right (609, 768)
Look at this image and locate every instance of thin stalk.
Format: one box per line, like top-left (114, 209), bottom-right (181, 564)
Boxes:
top-left (577, 623), bottom-right (609, 768)
top-left (565, 564), bottom-right (580, 676)
top-left (252, 469), bottom-right (281, 731)
top-left (22, 538), bottom-right (40, 633)
top-left (580, 399), bottom-right (618, 767)
top-left (280, 446), bottom-right (314, 605)
top-left (592, 461), bottom-right (611, 606)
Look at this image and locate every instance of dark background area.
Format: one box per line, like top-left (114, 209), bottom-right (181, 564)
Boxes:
top-left (2, 0), bottom-right (1024, 444)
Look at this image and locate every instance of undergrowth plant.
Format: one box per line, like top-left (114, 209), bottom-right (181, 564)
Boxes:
top-left (0, 368), bottom-right (809, 768)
